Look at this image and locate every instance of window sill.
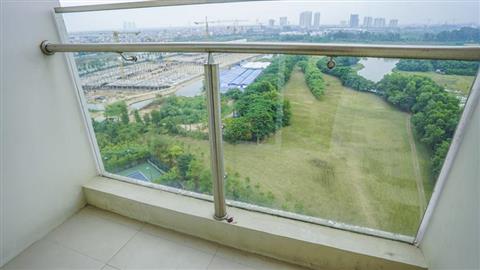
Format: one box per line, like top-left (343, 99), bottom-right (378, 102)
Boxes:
top-left (83, 177), bottom-right (427, 270)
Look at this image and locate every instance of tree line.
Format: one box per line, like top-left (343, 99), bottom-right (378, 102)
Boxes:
top-left (223, 55), bottom-right (302, 143)
top-left (313, 56), bottom-right (462, 179)
top-left (92, 100), bottom-right (277, 207)
top-left (316, 57), bottom-right (376, 92)
top-left (376, 73), bottom-right (460, 178)
top-left (396, 59), bottom-right (479, 76)
top-left (298, 58), bottom-right (326, 99)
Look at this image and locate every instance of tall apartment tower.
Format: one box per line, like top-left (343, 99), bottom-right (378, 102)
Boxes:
top-left (363, 16), bottom-right (373, 28)
top-left (279, 16), bottom-right (288, 26)
top-left (349, 14), bottom-right (359, 28)
top-left (373, 17), bottom-right (386, 27)
top-left (388, 19), bottom-right (399, 27)
top-left (268, 19), bottom-right (275, 27)
top-left (299, 11), bottom-right (313, 28)
top-left (313, 12), bottom-right (321, 28)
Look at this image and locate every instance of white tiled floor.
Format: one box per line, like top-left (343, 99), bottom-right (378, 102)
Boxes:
top-left (2, 206), bottom-right (309, 270)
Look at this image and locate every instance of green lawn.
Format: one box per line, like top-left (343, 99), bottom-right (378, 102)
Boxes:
top-left (176, 69), bottom-right (432, 236)
top-left (395, 70), bottom-right (475, 96)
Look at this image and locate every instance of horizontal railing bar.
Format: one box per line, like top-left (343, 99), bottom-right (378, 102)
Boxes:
top-left (55, 0), bottom-right (273, 13)
top-left (41, 41), bottom-right (480, 61)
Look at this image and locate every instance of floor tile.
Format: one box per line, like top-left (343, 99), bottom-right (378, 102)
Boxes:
top-left (81, 206), bottom-right (144, 230)
top-left (2, 239), bottom-right (104, 270)
top-left (108, 231), bottom-right (214, 270)
top-left (101, 265), bottom-right (120, 270)
top-left (207, 256), bottom-right (254, 270)
top-left (215, 246), bottom-right (308, 270)
top-left (142, 224), bottom-right (219, 255)
top-left (45, 208), bottom-right (140, 262)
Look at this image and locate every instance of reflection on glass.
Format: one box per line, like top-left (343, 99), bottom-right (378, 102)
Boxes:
top-left (221, 55), bottom-right (475, 237)
top-left (63, 0), bottom-right (479, 239)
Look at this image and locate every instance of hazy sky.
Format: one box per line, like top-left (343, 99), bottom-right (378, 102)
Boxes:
top-left (60, 0), bottom-right (480, 32)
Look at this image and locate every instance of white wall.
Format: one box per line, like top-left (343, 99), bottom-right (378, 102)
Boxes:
top-left (0, 1), bottom-right (98, 266)
top-left (421, 80), bottom-right (480, 269)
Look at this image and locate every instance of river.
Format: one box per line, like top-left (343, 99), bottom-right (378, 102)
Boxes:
top-left (357, 58), bottom-right (399, 82)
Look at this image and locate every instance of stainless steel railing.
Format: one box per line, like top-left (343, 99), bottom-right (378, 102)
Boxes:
top-left (40, 41), bottom-right (480, 61)
top-left (39, 39), bottom-right (480, 243)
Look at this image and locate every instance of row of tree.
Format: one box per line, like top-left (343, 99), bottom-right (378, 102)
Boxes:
top-left (396, 59), bottom-right (479, 76)
top-left (223, 55), bottom-right (302, 143)
top-left (92, 101), bottom-right (277, 207)
top-left (311, 56), bottom-right (461, 179)
top-left (376, 73), bottom-right (461, 177)
top-left (298, 58), bottom-right (326, 99)
top-left (275, 27), bottom-right (479, 44)
top-left (316, 57), bottom-right (376, 92)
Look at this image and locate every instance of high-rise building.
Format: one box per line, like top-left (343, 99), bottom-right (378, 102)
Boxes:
top-left (313, 12), bottom-right (321, 28)
top-left (388, 19), bottom-right (399, 27)
top-left (349, 14), bottom-right (359, 28)
top-left (373, 17), bottom-right (386, 27)
top-left (279, 17), bottom-right (288, 26)
top-left (268, 19), bottom-right (275, 27)
top-left (299, 11), bottom-right (313, 28)
top-left (363, 16), bottom-right (373, 28)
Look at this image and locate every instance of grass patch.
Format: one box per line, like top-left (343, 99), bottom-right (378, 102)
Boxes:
top-left (175, 69), bottom-right (432, 236)
top-left (395, 70), bottom-right (475, 96)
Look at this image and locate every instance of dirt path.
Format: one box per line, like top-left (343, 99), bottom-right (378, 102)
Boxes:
top-left (406, 115), bottom-right (427, 214)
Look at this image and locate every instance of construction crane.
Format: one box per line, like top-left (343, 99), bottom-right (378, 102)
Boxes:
top-left (194, 17), bottom-right (247, 39)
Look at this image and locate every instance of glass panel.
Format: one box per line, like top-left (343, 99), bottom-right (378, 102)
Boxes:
top-left (220, 54), bottom-right (476, 238)
top-left (61, 1), bottom-right (479, 45)
top-left (60, 0), bottom-right (479, 241)
top-left (78, 51), bottom-right (213, 194)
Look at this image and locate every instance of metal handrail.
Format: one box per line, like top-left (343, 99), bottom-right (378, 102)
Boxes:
top-left (40, 41), bottom-right (480, 61)
top-left (41, 36), bottom-right (480, 244)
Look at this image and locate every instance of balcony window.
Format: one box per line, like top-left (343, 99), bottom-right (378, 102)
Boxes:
top-left (53, 0), bottom-right (480, 243)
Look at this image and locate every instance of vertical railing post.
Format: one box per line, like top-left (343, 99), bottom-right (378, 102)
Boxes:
top-left (204, 53), bottom-right (227, 220)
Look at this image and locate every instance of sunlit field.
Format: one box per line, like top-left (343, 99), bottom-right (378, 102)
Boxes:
top-left (175, 69), bottom-right (432, 236)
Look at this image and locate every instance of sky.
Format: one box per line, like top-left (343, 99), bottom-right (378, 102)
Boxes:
top-left (59, 0), bottom-right (480, 32)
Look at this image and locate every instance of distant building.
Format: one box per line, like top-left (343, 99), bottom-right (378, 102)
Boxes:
top-left (268, 19), bottom-right (275, 27)
top-left (388, 19), bottom-right (399, 27)
top-left (279, 17), bottom-right (288, 26)
top-left (122, 21), bottom-right (136, 31)
top-left (373, 17), bottom-right (386, 27)
top-left (363, 16), bottom-right (373, 28)
top-left (349, 14), bottom-right (359, 28)
top-left (313, 12), bottom-right (321, 28)
top-left (299, 11), bottom-right (313, 28)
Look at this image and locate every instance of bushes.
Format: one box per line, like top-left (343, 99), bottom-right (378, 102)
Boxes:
top-left (300, 59), bottom-right (325, 99)
top-left (316, 58), bottom-right (375, 92)
top-left (396, 60), bottom-right (433, 72)
top-left (377, 73), bottom-right (461, 179)
top-left (396, 59), bottom-right (479, 76)
top-left (223, 55), bottom-right (301, 143)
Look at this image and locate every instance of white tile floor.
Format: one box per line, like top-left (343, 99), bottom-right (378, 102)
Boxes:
top-left (2, 206), bottom-right (310, 270)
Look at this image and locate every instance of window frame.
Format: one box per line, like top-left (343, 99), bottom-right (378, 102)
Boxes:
top-left (51, 1), bottom-right (480, 246)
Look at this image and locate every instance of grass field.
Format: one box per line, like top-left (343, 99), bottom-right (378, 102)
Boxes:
top-left (395, 70), bottom-right (475, 96)
top-left (175, 69), bottom-right (433, 236)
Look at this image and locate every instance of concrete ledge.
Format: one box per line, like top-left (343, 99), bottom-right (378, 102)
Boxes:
top-left (83, 177), bottom-right (427, 270)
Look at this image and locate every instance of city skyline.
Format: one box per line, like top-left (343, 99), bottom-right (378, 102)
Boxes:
top-left (61, 0), bottom-right (479, 32)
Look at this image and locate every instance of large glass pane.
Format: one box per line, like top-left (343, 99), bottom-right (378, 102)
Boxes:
top-left (60, 0), bottom-right (479, 240)
top-left (220, 54), bottom-right (476, 238)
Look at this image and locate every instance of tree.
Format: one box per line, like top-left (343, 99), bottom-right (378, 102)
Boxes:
top-left (105, 101), bottom-right (129, 123)
top-left (223, 117), bottom-right (252, 142)
top-left (133, 110), bottom-right (143, 124)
